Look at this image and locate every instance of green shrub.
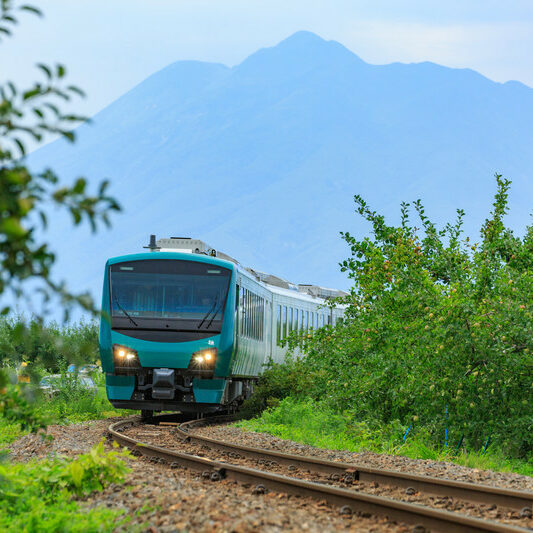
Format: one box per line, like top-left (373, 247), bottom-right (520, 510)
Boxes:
top-left (0, 440), bottom-right (131, 531)
top-left (240, 356), bottom-right (315, 417)
top-left (268, 176), bottom-right (532, 461)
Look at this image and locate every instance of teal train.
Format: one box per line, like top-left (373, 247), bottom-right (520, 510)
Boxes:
top-left (99, 237), bottom-right (346, 418)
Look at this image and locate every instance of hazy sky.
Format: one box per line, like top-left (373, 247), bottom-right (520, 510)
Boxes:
top-left (2, 0), bottom-right (533, 118)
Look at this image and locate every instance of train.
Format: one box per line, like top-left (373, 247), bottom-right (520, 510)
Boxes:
top-left (99, 237), bottom-right (346, 418)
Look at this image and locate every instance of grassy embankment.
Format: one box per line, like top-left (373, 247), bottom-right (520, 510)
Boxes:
top-left (236, 397), bottom-right (533, 477)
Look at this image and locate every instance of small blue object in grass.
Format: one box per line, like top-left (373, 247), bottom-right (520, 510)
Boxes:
top-left (402, 425), bottom-right (411, 443)
top-left (482, 436), bottom-right (491, 455)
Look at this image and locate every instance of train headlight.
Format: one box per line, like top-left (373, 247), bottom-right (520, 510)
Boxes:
top-left (113, 344), bottom-right (139, 368)
top-left (190, 348), bottom-right (217, 368)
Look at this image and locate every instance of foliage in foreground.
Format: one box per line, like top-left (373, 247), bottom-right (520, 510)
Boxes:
top-left (237, 398), bottom-right (533, 477)
top-left (0, 440), bottom-right (131, 531)
top-left (245, 175), bottom-right (533, 461)
top-left (0, 0), bottom-right (119, 432)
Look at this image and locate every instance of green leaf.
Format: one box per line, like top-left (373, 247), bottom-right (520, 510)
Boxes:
top-left (2, 15), bottom-right (18, 24)
top-left (36, 63), bottom-right (52, 80)
top-left (72, 178), bottom-right (86, 194)
top-left (43, 102), bottom-right (60, 116)
top-left (13, 138), bottom-right (26, 156)
top-left (67, 85), bottom-right (86, 98)
top-left (23, 87), bottom-right (41, 100)
top-left (59, 129), bottom-right (75, 142)
top-left (0, 217), bottom-right (27, 238)
top-left (70, 461), bottom-right (84, 487)
top-left (20, 5), bottom-right (43, 17)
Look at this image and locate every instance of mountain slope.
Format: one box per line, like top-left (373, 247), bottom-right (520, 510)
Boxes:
top-left (27, 31), bottom-right (533, 306)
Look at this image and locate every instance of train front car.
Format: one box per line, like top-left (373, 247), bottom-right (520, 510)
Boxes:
top-left (99, 251), bottom-right (236, 416)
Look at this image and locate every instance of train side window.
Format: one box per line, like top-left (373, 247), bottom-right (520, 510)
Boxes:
top-left (259, 297), bottom-right (264, 341)
top-left (256, 295), bottom-right (260, 340)
top-left (328, 314), bottom-right (332, 325)
top-left (246, 290), bottom-right (250, 337)
top-left (251, 292), bottom-right (255, 339)
top-left (304, 310), bottom-right (308, 331)
top-left (246, 289), bottom-right (250, 337)
top-left (252, 294), bottom-right (257, 339)
top-left (289, 308), bottom-right (294, 335)
top-left (294, 309), bottom-right (298, 333)
top-left (250, 292), bottom-right (254, 338)
top-left (244, 289), bottom-right (248, 337)
top-left (276, 305), bottom-right (281, 343)
top-left (240, 288), bottom-right (245, 335)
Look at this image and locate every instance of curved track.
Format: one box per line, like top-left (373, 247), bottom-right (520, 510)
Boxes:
top-left (109, 415), bottom-right (532, 533)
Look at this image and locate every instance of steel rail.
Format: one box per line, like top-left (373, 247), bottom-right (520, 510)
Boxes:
top-left (109, 417), bottom-right (529, 533)
top-left (176, 417), bottom-right (533, 512)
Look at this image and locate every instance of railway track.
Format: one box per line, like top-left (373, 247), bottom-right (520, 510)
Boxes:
top-left (109, 415), bottom-right (533, 533)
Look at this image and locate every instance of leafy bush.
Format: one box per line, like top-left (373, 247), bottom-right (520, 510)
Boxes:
top-left (240, 356), bottom-right (315, 417)
top-left (256, 175), bottom-right (532, 461)
top-left (0, 440), bottom-right (131, 531)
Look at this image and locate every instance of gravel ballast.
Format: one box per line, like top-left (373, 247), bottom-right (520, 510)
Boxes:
top-left (121, 424), bottom-right (533, 529)
top-left (195, 423), bottom-right (533, 492)
top-left (6, 419), bottom-right (403, 532)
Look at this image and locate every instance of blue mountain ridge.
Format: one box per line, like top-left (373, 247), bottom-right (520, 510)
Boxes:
top-left (26, 30), bottom-right (533, 310)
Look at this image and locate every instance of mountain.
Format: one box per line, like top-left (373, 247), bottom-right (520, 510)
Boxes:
top-left (27, 31), bottom-right (533, 310)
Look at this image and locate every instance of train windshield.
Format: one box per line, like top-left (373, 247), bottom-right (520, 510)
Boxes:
top-left (109, 260), bottom-right (231, 327)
